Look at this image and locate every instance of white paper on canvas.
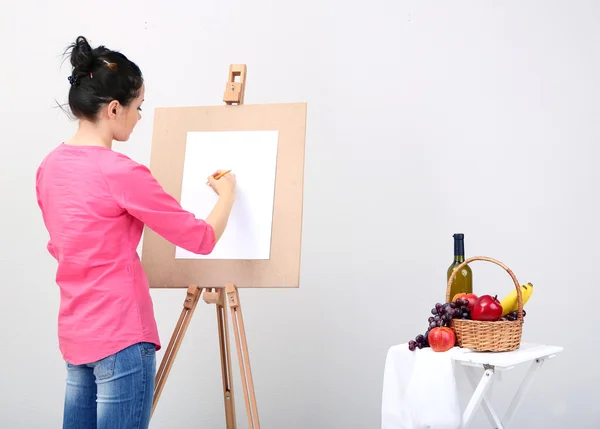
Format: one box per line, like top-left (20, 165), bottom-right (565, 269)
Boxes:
top-left (175, 130), bottom-right (279, 260)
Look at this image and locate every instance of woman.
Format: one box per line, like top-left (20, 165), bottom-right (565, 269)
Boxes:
top-left (35, 36), bottom-right (236, 429)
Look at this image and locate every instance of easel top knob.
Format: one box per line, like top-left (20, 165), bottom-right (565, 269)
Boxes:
top-left (223, 64), bottom-right (247, 105)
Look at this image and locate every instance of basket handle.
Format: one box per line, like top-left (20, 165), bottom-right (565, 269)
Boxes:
top-left (445, 256), bottom-right (523, 321)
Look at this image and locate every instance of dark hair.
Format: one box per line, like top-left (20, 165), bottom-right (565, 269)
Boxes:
top-left (63, 36), bottom-right (143, 121)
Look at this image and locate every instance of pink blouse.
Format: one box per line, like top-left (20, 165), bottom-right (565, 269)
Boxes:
top-left (36, 143), bottom-right (216, 365)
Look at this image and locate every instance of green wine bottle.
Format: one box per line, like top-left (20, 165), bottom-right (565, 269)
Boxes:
top-left (447, 233), bottom-right (473, 300)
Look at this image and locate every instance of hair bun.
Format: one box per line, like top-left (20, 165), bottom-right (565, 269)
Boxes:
top-left (69, 36), bottom-right (95, 72)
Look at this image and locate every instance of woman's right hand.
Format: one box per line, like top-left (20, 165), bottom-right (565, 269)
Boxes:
top-left (207, 170), bottom-right (237, 199)
top-left (205, 170), bottom-right (237, 243)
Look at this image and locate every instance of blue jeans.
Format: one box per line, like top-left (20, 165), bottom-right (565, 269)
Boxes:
top-left (62, 342), bottom-right (156, 429)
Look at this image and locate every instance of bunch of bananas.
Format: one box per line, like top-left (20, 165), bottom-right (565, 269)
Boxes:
top-left (498, 282), bottom-right (533, 317)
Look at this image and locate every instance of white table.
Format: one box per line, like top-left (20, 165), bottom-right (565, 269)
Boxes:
top-left (452, 343), bottom-right (563, 428)
top-left (381, 342), bottom-right (563, 429)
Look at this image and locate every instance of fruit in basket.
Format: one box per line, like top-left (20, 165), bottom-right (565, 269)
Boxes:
top-left (428, 327), bottom-right (456, 352)
top-left (499, 282), bottom-right (534, 317)
top-left (500, 309), bottom-right (527, 321)
top-left (451, 293), bottom-right (478, 310)
top-left (471, 295), bottom-right (503, 321)
top-left (451, 298), bottom-right (472, 319)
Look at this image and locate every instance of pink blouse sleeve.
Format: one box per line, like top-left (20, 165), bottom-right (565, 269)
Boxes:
top-left (100, 152), bottom-right (216, 255)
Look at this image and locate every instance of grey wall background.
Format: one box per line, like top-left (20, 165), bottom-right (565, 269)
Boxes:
top-left (1, 1), bottom-right (598, 427)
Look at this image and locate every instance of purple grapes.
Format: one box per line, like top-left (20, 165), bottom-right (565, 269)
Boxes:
top-left (505, 309), bottom-right (527, 321)
top-left (408, 299), bottom-right (466, 351)
top-left (450, 299), bottom-right (472, 320)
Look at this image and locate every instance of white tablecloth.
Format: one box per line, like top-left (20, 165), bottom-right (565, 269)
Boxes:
top-left (381, 344), bottom-right (470, 429)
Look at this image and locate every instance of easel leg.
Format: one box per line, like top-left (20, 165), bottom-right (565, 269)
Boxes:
top-left (227, 283), bottom-right (261, 429)
top-left (152, 285), bottom-right (203, 417)
top-left (207, 288), bottom-right (237, 429)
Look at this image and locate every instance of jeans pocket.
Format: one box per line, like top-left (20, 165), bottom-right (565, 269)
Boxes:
top-left (92, 354), bottom-right (117, 380)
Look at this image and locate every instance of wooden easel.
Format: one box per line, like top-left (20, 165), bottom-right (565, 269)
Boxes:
top-left (151, 65), bottom-right (260, 429)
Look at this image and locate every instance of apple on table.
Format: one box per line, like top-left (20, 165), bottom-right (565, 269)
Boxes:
top-left (428, 327), bottom-right (456, 352)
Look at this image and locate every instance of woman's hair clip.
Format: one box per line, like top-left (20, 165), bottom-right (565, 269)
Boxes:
top-left (68, 74), bottom-right (80, 85)
top-left (103, 59), bottom-right (118, 71)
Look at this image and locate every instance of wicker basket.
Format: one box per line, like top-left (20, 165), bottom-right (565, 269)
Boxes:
top-left (446, 256), bottom-right (524, 352)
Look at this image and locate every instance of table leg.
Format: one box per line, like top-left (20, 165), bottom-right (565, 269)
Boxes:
top-left (502, 358), bottom-right (545, 427)
top-left (463, 365), bottom-right (504, 429)
top-left (462, 367), bottom-right (495, 428)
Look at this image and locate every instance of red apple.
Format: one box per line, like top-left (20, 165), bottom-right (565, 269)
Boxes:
top-left (428, 327), bottom-right (456, 352)
top-left (452, 293), bottom-right (478, 310)
top-left (452, 293), bottom-right (466, 302)
top-left (471, 295), bottom-right (503, 321)
top-left (463, 293), bottom-right (478, 310)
